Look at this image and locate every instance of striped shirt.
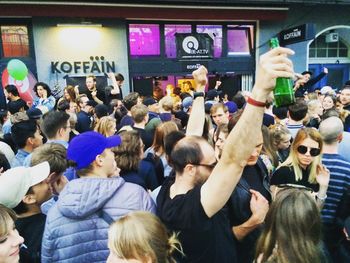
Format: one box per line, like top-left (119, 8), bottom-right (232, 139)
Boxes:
top-left (286, 123), bottom-right (304, 138)
top-left (321, 153), bottom-right (350, 224)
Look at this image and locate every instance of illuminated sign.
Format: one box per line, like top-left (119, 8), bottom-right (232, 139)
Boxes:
top-left (51, 56), bottom-right (116, 74)
top-left (176, 33), bottom-right (213, 59)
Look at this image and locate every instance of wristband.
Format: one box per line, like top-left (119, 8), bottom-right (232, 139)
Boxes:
top-left (316, 193), bottom-right (327, 201)
top-left (194, 92), bottom-right (205, 99)
top-left (247, 97), bottom-right (266, 107)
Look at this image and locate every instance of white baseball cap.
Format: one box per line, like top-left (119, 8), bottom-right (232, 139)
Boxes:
top-left (0, 162), bottom-right (50, 208)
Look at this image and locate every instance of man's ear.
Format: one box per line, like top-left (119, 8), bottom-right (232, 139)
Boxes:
top-left (95, 154), bottom-right (104, 167)
top-left (27, 137), bottom-right (34, 147)
top-left (22, 193), bottom-right (36, 205)
top-left (337, 133), bottom-right (343, 143)
top-left (184, 164), bottom-right (196, 176)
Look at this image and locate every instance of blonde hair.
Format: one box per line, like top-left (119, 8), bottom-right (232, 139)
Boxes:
top-left (159, 96), bottom-right (174, 112)
top-left (307, 99), bottom-right (321, 116)
top-left (269, 124), bottom-right (291, 149)
top-left (280, 128), bottom-right (323, 184)
top-left (108, 211), bottom-right (183, 263)
top-left (94, 116), bottom-right (116, 137)
top-left (0, 204), bottom-right (16, 238)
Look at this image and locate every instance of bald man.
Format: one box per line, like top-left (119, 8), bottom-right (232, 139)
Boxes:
top-left (319, 116), bottom-right (350, 259)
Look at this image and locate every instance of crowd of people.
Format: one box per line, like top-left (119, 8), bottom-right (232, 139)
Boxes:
top-left (0, 46), bottom-right (350, 263)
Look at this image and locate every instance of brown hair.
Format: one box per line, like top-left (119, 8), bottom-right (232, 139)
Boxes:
top-left (261, 125), bottom-right (279, 168)
top-left (151, 122), bottom-right (178, 155)
top-left (255, 188), bottom-right (323, 263)
top-left (108, 211), bottom-right (183, 263)
top-left (210, 103), bottom-right (228, 115)
top-left (131, 104), bottom-right (148, 124)
top-left (113, 131), bottom-right (142, 172)
top-left (86, 74), bottom-right (96, 81)
top-left (31, 143), bottom-right (68, 175)
top-left (0, 204), bottom-right (16, 238)
top-left (64, 85), bottom-right (77, 102)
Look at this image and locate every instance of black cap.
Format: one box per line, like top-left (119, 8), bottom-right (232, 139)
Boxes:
top-left (7, 99), bottom-right (28, 114)
top-left (26, 108), bottom-right (43, 119)
top-left (206, 89), bottom-right (222, 100)
top-left (86, 100), bottom-right (98, 107)
top-left (301, 71), bottom-right (313, 76)
top-left (143, 97), bottom-right (157, 106)
top-left (94, 104), bottom-right (109, 119)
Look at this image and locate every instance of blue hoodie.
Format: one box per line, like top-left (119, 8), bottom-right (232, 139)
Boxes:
top-left (41, 176), bottom-right (156, 263)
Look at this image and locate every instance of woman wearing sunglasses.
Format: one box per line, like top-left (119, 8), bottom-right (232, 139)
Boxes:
top-left (270, 128), bottom-right (330, 205)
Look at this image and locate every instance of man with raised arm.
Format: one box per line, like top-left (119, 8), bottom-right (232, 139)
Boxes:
top-left (156, 47), bottom-right (295, 263)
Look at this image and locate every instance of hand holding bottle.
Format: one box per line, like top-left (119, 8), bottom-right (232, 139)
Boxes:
top-left (252, 46), bottom-right (295, 102)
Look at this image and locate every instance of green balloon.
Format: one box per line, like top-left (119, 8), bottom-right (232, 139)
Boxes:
top-left (7, 59), bottom-right (28, 81)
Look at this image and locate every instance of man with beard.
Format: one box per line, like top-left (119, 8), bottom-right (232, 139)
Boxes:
top-left (157, 46), bottom-right (295, 262)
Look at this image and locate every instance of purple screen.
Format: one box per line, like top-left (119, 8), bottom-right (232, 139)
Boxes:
top-left (196, 25), bottom-right (222, 58)
top-left (129, 24), bottom-right (160, 56)
top-left (165, 24), bottom-right (192, 58)
top-left (227, 25), bottom-right (253, 55)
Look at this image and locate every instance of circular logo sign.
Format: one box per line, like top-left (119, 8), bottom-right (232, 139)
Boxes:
top-left (182, 36), bottom-right (199, 54)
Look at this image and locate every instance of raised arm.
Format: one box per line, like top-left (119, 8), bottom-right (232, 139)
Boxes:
top-left (108, 72), bottom-right (121, 95)
top-left (201, 47), bottom-right (295, 217)
top-left (186, 66), bottom-right (207, 136)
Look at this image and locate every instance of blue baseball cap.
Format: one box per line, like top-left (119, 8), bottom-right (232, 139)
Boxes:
top-left (67, 131), bottom-right (121, 170)
top-left (225, 101), bottom-right (238, 114)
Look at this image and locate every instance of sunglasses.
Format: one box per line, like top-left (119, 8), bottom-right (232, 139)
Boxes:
top-left (191, 161), bottom-right (218, 169)
top-left (276, 184), bottom-right (314, 193)
top-left (297, 145), bottom-right (320, 157)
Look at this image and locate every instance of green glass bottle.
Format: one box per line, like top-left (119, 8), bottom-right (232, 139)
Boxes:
top-left (269, 37), bottom-right (295, 107)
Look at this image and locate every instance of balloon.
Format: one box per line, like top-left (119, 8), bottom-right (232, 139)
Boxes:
top-left (7, 59), bottom-right (28, 81)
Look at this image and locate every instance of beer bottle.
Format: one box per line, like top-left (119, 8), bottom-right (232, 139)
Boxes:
top-left (269, 37), bottom-right (295, 107)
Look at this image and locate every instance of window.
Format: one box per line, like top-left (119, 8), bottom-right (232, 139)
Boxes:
top-left (129, 24), bottom-right (160, 56)
top-left (164, 24), bottom-right (192, 58)
top-left (196, 25), bottom-right (222, 58)
top-left (1, 26), bottom-right (29, 57)
top-left (227, 25), bottom-right (253, 55)
top-left (309, 34), bottom-right (348, 58)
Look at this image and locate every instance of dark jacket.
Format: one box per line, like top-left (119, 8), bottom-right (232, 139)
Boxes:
top-left (76, 111), bottom-right (92, 133)
top-left (295, 72), bottom-right (327, 97)
top-left (227, 158), bottom-right (271, 263)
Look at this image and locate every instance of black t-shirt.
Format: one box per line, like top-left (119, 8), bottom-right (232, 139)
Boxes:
top-left (243, 165), bottom-right (271, 202)
top-left (270, 165), bottom-right (319, 192)
top-left (157, 176), bottom-right (237, 263)
top-left (105, 85), bottom-right (123, 105)
top-left (79, 86), bottom-right (106, 104)
top-left (263, 113), bottom-right (275, 127)
top-left (16, 213), bottom-right (46, 263)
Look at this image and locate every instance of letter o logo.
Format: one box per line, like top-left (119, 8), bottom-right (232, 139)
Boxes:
top-left (182, 36), bottom-right (199, 54)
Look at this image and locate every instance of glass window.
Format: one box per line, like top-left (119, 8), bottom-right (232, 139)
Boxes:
top-left (1, 26), bottom-right (29, 57)
top-left (339, 49), bottom-right (348, 57)
top-left (129, 24), bottom-right (160, 56)
top-left (227, 25), bottom-right (253, 56)
top-left (317, 49), bottom-right (327, 57)
top-left (328, 49), bottom-right (337, 57)
top-left (165, 24), bottom-right (191, 58)
top-left (309, 49), bottom-right (316, 57)
top-left (196, 25), bottom-right (222, 58)
top-left (309, 33), bottom-right (348, 58)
